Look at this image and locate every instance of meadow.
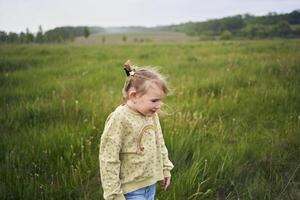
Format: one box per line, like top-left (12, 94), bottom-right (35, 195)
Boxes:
top-left (0, 39), bottom-right (300, 199)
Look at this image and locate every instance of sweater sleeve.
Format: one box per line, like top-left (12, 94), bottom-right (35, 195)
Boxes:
top-left (155, 114), bottom-right (174, 177)
top-left (99, 113), bottom-right (126, 200)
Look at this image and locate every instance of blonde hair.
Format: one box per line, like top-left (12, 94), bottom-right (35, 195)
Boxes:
top-left (122, 60), bottom-right (169, 100)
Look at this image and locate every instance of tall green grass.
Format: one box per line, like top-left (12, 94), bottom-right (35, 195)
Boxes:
top-left (1, 40), bottom-right (300, 199)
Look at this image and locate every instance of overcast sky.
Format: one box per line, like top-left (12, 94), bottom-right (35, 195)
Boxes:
top-left (1, 0), bottom-right (300, 33)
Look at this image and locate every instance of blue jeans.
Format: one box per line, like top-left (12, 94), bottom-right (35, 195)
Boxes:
top-left (124, 184), bottom-right (156, 200)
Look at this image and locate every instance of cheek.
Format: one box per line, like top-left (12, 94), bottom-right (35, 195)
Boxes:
top-left (145, 101), bottom-right (154, 108)
top-left (151, 103), bottom-right (156, 109)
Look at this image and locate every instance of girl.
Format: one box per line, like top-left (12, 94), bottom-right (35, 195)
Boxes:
top-left (99, 60), bottom-right (174, 200)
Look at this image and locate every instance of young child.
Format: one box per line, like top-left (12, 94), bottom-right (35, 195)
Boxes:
top-left (99, 60), bottom-right (174, 200)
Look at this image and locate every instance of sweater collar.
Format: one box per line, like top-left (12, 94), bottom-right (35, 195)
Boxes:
top-left (123, 104), bottom-right (152, 118)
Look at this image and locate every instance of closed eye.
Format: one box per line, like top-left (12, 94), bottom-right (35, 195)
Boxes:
top-left (151, 99), bottom-right (161, 103)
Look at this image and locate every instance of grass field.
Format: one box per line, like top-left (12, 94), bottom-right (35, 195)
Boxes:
top-left (0, 39), bottom-right (300, 199)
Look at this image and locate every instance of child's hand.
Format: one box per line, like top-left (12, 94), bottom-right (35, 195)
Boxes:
top-left (161, 176), bottom-right (171, 191)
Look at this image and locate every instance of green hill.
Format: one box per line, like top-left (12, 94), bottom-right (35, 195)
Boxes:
top-left (155, 10), bottom-right (300, 39)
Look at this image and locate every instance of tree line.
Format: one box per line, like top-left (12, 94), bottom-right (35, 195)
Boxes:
top-left (158, 10), bottom-right (300, 39)
top-left (0, 26), bottom-right (92, 44)
top-left (1, 10), bottom-right (300, 43)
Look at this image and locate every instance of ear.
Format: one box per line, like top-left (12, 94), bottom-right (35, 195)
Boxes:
top-left (128, 89), bottom-right (137, 100)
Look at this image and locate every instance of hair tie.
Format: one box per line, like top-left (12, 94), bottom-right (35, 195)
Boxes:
top-left (123, 61), bottom-right (135, 77)
top-left (129, 70), bottom-right (135, 76)
top-left (124, 67), bottom-right (130, 76)
top-left (124, 67), bottom-right (135, 76)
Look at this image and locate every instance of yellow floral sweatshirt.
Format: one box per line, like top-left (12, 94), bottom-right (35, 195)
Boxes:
top-left (99, 104), bottom-right (174, 200)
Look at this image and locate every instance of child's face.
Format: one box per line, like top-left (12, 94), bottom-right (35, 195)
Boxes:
top-left (134, 84), bottom-right (165, 117)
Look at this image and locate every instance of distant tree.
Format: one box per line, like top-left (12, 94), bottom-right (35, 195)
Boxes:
top-left (268, 12), bottom-right (278, 16)
top-left (102, 36), bottom-right (106, 44)
top-left (7, 32), bottom-right (19, 43)
top-left (122, 35), bottom-right (127, 42)
top-left (201, 30), bottom-right (215, 36)
top-left (0, 31), bottom-right (7, 43)
top-left (242, 13), bottom-right (254, 20)
top-left (255, 25), bottom-right (271, 38)
top-left (275, 21), bottom-right (292, 37)
top-left (181, 22), bottom-right (200, 36)
top-left (83, 27), bottom-right (90, 38)
top-left (44, 26), bottom-right (92, 42)
top-left (220, 15), bottom-right (245, 32)
top-left (288, 10), bottom-right (300, 24)
top-left (241, 24), bottom-right (274, 38)
top-left (293, 26), bottom-right (300, 37)
top-left (242, 24), bottom-right (256, 38)
top-left (36, 25), bottom-right (44, 43)
top-left (201, 20), bottom-right (221, 35)
top-left (220, 30), bottom-right (232, 40)
top-left (19, 32), bottom-right (26, 43)
top-left (26, 28), bottom-right (34, 43)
